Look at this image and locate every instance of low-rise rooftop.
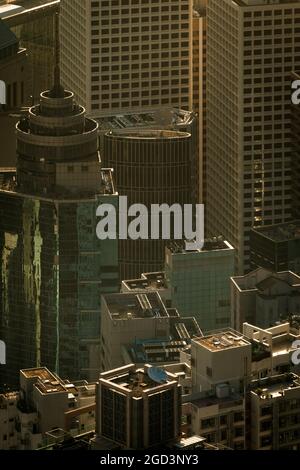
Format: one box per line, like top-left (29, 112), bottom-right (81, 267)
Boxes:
top-left (251, 373), bottom-right (300, 400)
top-left (96, 107), bottom-right (195, 132)
top-left (167, 238), bottom-right (234, 254)
top-left (100, 364), bottom-right (177, 398)
top-left (103, 292), bottom-right (169, 320)
top-left (21, 367), bottom-right (69, 395)
top-left (122, 272), bottom-right (167, 292)
top-left (194, 329), bottom-right (251, 352)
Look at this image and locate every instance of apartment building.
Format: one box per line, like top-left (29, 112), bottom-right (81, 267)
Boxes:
top-left (250, 373), bottom-right (300, 450)
top-left (244, 321), bottom-right (300, 380)
top-left (0, 367), bottom-right (96, 450)
top-left (186, 329), bottom-right (252, 449)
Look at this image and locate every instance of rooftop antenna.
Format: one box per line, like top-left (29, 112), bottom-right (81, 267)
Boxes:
top-left (50, 11), bottom-right (64, 98)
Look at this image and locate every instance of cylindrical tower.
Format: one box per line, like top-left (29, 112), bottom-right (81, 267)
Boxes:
top-left (16, 88), bottom-right (100, 195)
top-left (103, 130), bottom-right (194, 279)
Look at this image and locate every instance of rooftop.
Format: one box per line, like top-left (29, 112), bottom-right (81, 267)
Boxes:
top-left (96, 107), bottom-right (195, 132)
top-left (105, 129), bottom-right (190, 140)
top-left (251, 221), bottom-right (300, 243)
top-left (21, 367), bottom-right (71, 395)
top-left (100, 364), bottom-right (177, 398)
top-left (1, 0), bottom-right (59, 26)
top-left (251, 373), bottom-right (300, 400)
top-left (231, 268), bottom-right (300, 292)
top-left (0, 4), bottom-right (24, 20)
top-left (167, 238), bottom-right (234, 254)
top-left (194, 329), bottom-right (251, 352)
top-left (0, 168), bottom-right (116, 198)
top-left (233, 0), bottom-right (300, 7)
top-left (190, 393), bottom-right (244, 409)
top-left (126, 317), bottom-right (202, 364)
top-left (103, 292), bottom-right (169, 320)
top-left (0, 17), bottom-right (18, 50)
top-left (122, 272), bottom-right (167, 292)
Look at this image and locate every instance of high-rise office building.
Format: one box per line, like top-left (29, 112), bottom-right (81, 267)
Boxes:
top-left (165, 238), bottom-right (235, 332)
top-left (103, 130), bottom-right (195, 280)
top-left (60, 0), bottom-right (193, 116)
top-left (291, 70), bottom-right (300, 219)
top-left (94, 364), bottom-right (181, 450)
top-left (0, 43), bottom-right (118, 386)
top-left (205, 0), bottom-right (300, 274)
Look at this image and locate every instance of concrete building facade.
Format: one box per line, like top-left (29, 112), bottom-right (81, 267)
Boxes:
top-left (100, 291), bottom-right (202, 372)
top-left (0, 367), bottom-right (96, 450)
top-left (205, 0), bottom-right (300, 274)
top-left (60, 0), bottom-right (193, 116)
top-left (188, 329), bottom-right (252, 450)
top-left (250, 373), bottom-right (300, 450)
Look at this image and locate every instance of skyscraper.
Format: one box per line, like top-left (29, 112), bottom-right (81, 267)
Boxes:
top-left (0, 26), bottom-right (118, 387)
top-left (205, 0), bottom-right (300, 274)
top-left (60, 0), bottom-right (193, 116)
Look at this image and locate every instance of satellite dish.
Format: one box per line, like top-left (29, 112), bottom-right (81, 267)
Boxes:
top-left (147, 367), bottom-right (167, 384)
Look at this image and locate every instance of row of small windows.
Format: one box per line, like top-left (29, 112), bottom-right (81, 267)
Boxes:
top-left (92, 42), bottom-right (188, 50)
top-left (93, 88), bottom-right (184, 99)
top-left (244, 18), bottom-right (299, 27)
top-left (244, 9), bottom-right (300, 17)
top-left (91, 79), bottom-right (187, 91)
top-left (92, 52), bottom-right (189, 59)
top-left (244, 28), bottom-right (300, 37)
top-left (92, 60), bottom-right (189, 68)
top-left (94, 14), bottom-right (189, 21)
top-left (91, 71), bottom-right (189, 81)
top-left (92, 2), bottom-right (189, 12)
top-left (91, 97), bottom-right (184, 110)
top-left (93, 31), bottom-right (188, 40)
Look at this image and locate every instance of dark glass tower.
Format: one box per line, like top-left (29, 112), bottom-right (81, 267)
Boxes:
top-left (0, 23), bottom-right (118, 388)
